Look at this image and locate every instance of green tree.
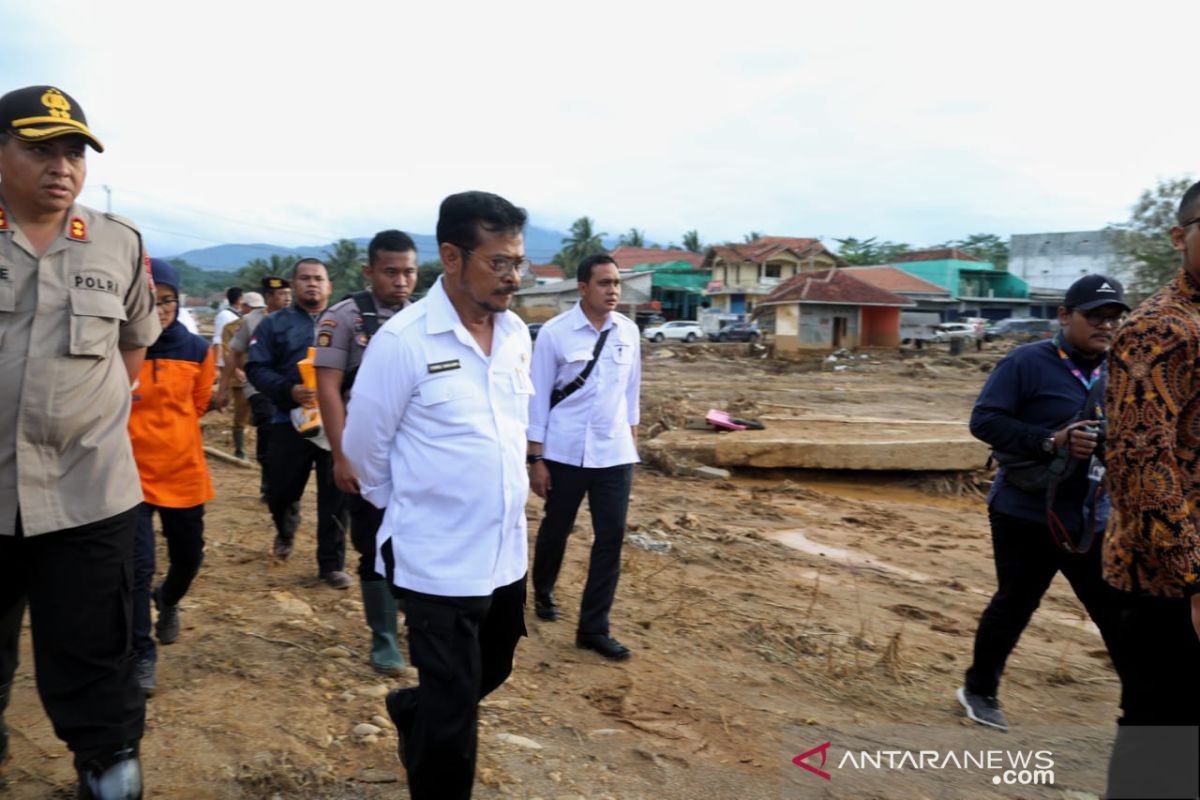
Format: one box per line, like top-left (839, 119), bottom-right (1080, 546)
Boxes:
top-left (681, 229), bottom-right (703, 253)
top-left (618, 228), bottom-right (645, 247)
top-left (1107, 175), bottom-right (1194, 298)
top-left (235, 254), bottom-right (297, 290)
top-left (556, 216), bottom-right (607, 278)
top-left (833, 236), bottom-right (911, 266)
top-left (743, 231), bottom-right (763, 243)
top-left (939, 233), bottom-right (1009, 270)
top-left (168, 258), bottom-right (236, 299)
top-left (323, 239), bottom-right (365, 299)
top-left (415, 259), bottom-right (445, 299)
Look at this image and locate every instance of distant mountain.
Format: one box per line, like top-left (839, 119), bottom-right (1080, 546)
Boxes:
top-left (168, 225), bottom-right (579, 271)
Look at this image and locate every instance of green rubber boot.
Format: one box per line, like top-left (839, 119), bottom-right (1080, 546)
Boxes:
top-left (361, 580), bottom-right (405, 676)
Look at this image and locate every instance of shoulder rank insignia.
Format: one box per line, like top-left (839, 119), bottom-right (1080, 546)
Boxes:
top-left (319, 318), bottom-right (337, 328)
top-left (317, 329), bottom-right (333, 348)
top-left (67, 216), bottom-right (88, 242)
top-left (0, 208), bottom-right (8, 231)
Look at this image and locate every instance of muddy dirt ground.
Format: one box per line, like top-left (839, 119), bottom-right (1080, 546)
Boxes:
top-left (2, 342), bottom-right (1120, 799)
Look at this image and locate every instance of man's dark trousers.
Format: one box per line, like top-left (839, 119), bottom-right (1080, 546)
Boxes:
top-left (264, 422), bottom-right (347, 574)
top-left (532, 461), bottom-right (633, 635)
top-left (347, 494), bottom-right (385, 581)
top-left (964, 509), bottom-right (1124, 698)
top-left (1104, 593), bottom-right (1200, 799)
top-left (386, 575), bottom-right (526, 800)
top-left (0, 508), bottom-right (145, 764)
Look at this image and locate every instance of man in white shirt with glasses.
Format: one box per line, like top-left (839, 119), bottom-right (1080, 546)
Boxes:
top-left (343, 190), bottom-right (532, 800)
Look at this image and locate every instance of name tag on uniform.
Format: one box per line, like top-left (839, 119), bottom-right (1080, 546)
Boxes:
top-left (428, 359), bottom-right (461, 374)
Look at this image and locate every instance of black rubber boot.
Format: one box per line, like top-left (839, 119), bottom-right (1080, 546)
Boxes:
top-left (0, 681), bottom-right (10, 766)
top-left (77, 745), bottom-right (142, 799)
top-left (361, 580), bottom-right (405, 676)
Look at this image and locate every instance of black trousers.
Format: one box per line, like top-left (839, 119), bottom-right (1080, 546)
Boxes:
top-left (347, 494), bottom-right (386, 582)
top-left (132, 503), bottom-right (205, 662)
top-left (532, 461), bottom-right (633, 635)
top-left (264, 422), bottom-right (347, 574)
top-left (964, 509), bottom-right (1124, 698)
top-left (1104, 593), bottom-right (1200, 799)
top-left (0, 508), bottom-right (144, 764)
top-left (387, 576), bottom-right (526, 800)
top-left (248, 393), bottom-right (275, 493)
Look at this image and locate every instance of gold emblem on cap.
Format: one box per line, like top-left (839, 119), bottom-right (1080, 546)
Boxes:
top-left (41, 88), bottom-right (73, 120)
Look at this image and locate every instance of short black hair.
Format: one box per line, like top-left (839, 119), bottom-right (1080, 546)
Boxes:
top-left (577, 253), bottom-right (617, 284)
top-left (1178, 180), bottom-right (1200, 225)
top-left (290, 257), bottom-right (327, 279)
top-left (436, 191), bottom-right (527, 249)
top-left (369, 229), bottom-right (417, 264)
top-left (225, 286), bottom-right (243, 305)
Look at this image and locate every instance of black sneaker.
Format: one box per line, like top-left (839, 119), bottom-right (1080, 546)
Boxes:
top-left (272, 535), bottom-right (293, 560)
top-left (153, 586), bottom-right (179, 645)
top-left (957, 686), bottom-right (1008, 731)
top-left (576, 633), bottom-right (632, 661)
top-left (77, 746), bottom-right (142, 800)
top-left (134, 658), bottom-right (156, 698)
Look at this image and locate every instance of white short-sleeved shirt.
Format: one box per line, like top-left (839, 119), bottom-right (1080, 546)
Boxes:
top-left (343, 277), bottom-right (532, 597)
top-left (527, 302), bottom-right (640, 468)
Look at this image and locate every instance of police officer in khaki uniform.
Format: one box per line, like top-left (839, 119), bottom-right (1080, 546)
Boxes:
top-left (0, 85), bottom-right (159, 799)
top-left (314, 229), bottom-right (418, 675)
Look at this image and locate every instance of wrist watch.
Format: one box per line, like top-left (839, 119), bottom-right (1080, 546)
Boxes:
top-left (1041, 436), bottom-right (1056, 454)
top-left (526, 454), bottom-right (544, 464)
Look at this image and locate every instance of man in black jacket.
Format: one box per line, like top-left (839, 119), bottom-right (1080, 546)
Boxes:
top-left (246, 258), bottom-right (350, 589)
top-left (958, 275), bottom-right (1129, 731)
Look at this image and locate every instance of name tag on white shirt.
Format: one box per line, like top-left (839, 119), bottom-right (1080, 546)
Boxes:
top-left (611, 344), bottom-right (633, 364)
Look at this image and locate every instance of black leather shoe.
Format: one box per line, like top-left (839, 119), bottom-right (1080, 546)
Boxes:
top-left (534, 596), bottom-right (560, 621)
top-left (384, 689), bottom-right (410, 768)
top-left (272, 535), bottom-right (293, 560)
top-left (77, 746), bottom-right (142, 799)
top-left (576, 633), bottom-right (631, 661)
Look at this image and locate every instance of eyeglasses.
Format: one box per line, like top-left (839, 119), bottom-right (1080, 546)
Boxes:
top-left (155, 298), bottom-right (178, 308)
top-left (456, 245), bottom-right (530, 277)
top-left (1181, 216), bottom-right (1200, 228)
top-left (1079, 309), bottom-right (1125, 328)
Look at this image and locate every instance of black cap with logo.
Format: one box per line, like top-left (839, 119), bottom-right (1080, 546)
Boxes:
top-left (1064, 274), bottom-right (1130, 312)
top-left (0, 86), bottom-right (104, 152)
top-left (261, 276), bottom-right (290, 292)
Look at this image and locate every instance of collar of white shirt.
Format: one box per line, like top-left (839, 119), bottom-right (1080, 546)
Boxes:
top-left (424, 275), bottom-right (525, 353)
top-left (568, 300), bottom-right (615, 333)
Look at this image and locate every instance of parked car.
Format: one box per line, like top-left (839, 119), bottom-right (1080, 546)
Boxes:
top-left (643, 320), bottom-right (703, 343)
top-left (527, 322), bottom-right (543, 341)
top-left (931, 322), bottom-right (977, 343)
top-left (635, 312), bottom-right (667, 330)
top-left (709, 322), bottom-right (760, 342)
top-left (984, 317), bottom-right (1058, 342)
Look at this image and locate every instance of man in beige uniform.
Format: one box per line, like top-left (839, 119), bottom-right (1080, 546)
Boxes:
top-left (314, 229), bottom-right (417, 675)
top-left (0, 86), bottom-right (159, 800)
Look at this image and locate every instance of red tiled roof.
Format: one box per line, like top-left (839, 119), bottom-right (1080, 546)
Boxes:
top-left (707, 236), bottom-right (840, 266)
top-left (891, 247), bottom-right (982, 263)
top-left (530, 263), bottom-right (565, 280)
top-left (759, 268), bottom-right (912, 307)
top-left (609, 246), bottom-right (704, 270)
top-left (841, 266), bottom-right (950, 295)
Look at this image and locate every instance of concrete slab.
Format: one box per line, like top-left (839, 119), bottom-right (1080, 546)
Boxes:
top-left (643, 415), bottom-right (987, 471)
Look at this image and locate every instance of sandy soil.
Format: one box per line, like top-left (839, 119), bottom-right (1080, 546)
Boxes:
top-left (1, 342), bottom-right (1119, 799)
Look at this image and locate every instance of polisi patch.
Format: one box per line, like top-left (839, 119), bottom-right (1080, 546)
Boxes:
top-left (317, 329), bottom-right (333, 347)
top-left (0, 208), bottom-right (8, 230)
top-left (319, 319), bottom-right (338, 328)
top-left (73, 273), bottom-right (120, 294)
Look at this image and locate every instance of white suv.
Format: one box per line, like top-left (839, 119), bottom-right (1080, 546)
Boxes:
top-left (643, 320), bottom-right (703, 343)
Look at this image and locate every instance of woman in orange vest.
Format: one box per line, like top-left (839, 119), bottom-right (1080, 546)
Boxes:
top-left (128, 259), bottom-right (215, 696)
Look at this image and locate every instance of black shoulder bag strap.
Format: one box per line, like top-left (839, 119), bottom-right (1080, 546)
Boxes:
top-left (1045, 365), bottom-right (1107, 554)
top-left (549, 328), bottom-right (610, 409)
top-left (342, 291), bottom-right (381, 393)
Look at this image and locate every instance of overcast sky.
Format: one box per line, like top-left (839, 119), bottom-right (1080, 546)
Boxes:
top-left (2, 1), bottom-right (1194, 260)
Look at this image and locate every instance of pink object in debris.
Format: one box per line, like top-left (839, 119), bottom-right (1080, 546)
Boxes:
top-left (706, 409), bottom-right (747, 431)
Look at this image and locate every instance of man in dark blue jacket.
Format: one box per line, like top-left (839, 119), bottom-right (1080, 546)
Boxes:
top-left (246, 258), bottom-right (350, 589)
top-left (958, 275), bottom-right (1129, 731)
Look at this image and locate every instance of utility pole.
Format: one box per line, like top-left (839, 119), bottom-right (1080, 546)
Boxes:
top-left (102, 185), bottom-right (112, 214)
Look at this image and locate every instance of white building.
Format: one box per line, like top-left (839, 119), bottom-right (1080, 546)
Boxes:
top-left (1008, 231), bottom-right (1123, 291)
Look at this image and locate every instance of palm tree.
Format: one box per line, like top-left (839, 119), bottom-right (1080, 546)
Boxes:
top-left (558, 217), bottom-right (608, 278)
top-left (743, 231), bottom-right (763, 243)
top-left (618, 228), bottom-right (645, 247)
top-left (682, 230), bottom-right (703, 253)
top-left (323, 239), bottom-right (364, 299)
